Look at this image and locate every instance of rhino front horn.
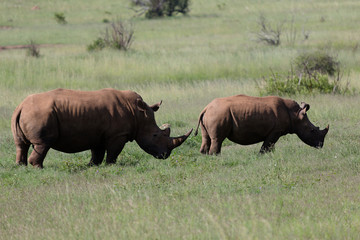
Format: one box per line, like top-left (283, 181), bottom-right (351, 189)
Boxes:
top-left (169, 129), bottom-right (193, 150)
top-left (323, 124), bottom-right (330, 134)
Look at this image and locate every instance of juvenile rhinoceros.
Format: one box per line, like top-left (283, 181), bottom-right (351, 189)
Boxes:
top-left (194, 95), bottom-right (329, 154)
top-left (11, 88), bottom-right (192, 168)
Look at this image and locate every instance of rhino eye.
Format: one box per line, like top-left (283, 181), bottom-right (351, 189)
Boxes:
top-left (153, 134), bottom-right (158, 137)
top-left (311, 129), bottom-right (315, 132)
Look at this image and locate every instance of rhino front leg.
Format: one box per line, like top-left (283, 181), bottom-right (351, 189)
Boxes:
top-left (105, 136), bottom-right (127, 164)
top-left (28, 144), bottom-right (50, 168)
top-left (88, 148), bottom-right (106, 166)
top-left (260, 133), bottom-right (281, 154)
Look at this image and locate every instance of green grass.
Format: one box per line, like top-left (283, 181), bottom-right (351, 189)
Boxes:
top-left (1, 0), bottom-right (360, 239)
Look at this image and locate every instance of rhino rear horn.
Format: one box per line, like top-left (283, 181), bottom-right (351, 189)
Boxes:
top-left (160, 123), bottom-right (171, 137)
top-left (168, 129), bottom-right (193, 150)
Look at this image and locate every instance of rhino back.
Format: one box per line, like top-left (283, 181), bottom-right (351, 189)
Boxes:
top-left (19, 89), bottom-right (139, 152)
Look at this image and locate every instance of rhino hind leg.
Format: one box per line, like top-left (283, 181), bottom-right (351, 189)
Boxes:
top-left (88, 148), bottom-right (106, 166)
top-left (208, 137), bottom-right (224, 155)
top-left (28, 144), bottom-right (50, 168)
top-left (200, 126), bottom-right (211, 154)
top-left (200, 136), bottom-right (210, 154)
top-left (200, 123), bottom-right (225, 155)
top-left (15, 142), bottom-right (30, 166)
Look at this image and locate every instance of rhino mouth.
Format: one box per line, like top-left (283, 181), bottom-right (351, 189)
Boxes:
top-left (154, 152), bottom-right (170, 159)
top-left (316, 142), bottom-right (324, 149)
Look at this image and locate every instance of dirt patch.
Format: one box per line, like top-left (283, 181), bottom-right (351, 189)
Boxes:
top-left (0, 45), bottom-right (29, 50)
top-left (0, 26), bottom-right (13, 30)
top-left (0, 44), bottom-right (61, 51)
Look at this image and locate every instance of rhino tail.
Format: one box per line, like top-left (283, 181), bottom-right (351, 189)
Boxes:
top-left (194, 108), bottom-right (206, 136)
top-left (11, 107), bottom-right (30, 145)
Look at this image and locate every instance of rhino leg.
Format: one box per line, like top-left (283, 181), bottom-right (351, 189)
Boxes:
top-left (200, 135), bottom-right (211, 154)
top-left (88, 148), bottom-right (106, 166)
top-left (259, 133), bottom-right (280, 154)
top-left (15, 142), bottom-right (30, 166)
top-left (105, 136), bottom-right (127, 164)
top-left (28, 144), bottom-right (50, 168)
top-left (200, 125), bottom-right (211, 154)
top-left (208, 137), bottom-right (225, 155)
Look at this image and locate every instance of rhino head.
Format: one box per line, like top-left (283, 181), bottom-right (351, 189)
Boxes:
top-left (135, 99), bottom-right (192, 159)
top-left (293, 102), bottom-right (329, 148)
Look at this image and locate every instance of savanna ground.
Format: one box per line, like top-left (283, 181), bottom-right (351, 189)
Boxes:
top-left (1, 0), bottom-right (360, 239)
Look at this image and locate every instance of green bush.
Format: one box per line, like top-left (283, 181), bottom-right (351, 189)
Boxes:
top-left (87, 20), bottom-right (134, 52)
top-left (260, 51), bottom-right (350, 95)
top-left (165, 0), bottom-right (190, 16)
top-left (87, 37), bottom-right (106, 51)
top-left (132, 0), bottom-right (190, 19)
top-left (261, 72), bottom-right (335, 95)
top-left (54, 12), bottom-right (67, 24)
top-left (294, 51), bottom-right (339, 76)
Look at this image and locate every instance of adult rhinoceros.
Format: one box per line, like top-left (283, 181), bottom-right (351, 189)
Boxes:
top-left (11, 88), bottom-right (192, 168)
top-left (195, 95), bottom-right (329, 154)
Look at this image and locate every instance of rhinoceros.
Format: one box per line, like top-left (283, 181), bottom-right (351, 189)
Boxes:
top-left (194, 95), bottom-right (329, 154)
top-left (11, 88), bottom-right (192, 168)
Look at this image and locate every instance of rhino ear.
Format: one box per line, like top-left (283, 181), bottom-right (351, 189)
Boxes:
top-left (136, 98), bottom-right (148, 116)
top-left (298, 108), bottom-right (307, 120)
top-left (149, 100), bottom-right (162, 112)
top-left (300, 102), bottom-right (310, 111)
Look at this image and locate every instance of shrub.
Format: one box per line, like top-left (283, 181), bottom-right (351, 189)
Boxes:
top-left (165, 0), bottom-right (190, 16)
top-left (87, 38), bottom-right (106, 51)
top-left (255, 14), bottom-right (282, 46)
top-left (26, 40), bottom-right (40, 58)
top-left (87, 19), bottom-right (134, 51)
top-left (261, 71), bottom-right (335, 95)
top-left (131, 0), bottom-right (190, 19)
top-left (260, 51), bottom-right (349, 95)
top-left (294, 51), bottom-right (339, 76)
top-left (104, 20), bottom-right (134, 50)
top-left (54, 12), bottom-right (67, 24)
top-left (142, 0), bottom-right (166, 18)
top-left (255, 14), bottom-right (309, 47)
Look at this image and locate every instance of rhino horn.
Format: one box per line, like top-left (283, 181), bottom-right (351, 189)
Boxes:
top-left (323, 124), bottom-right (330, 135)
top-left (168, 129), bottom-right (193, 150)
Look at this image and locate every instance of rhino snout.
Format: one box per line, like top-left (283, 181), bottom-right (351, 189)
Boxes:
top-left (316, 125), bottom-right (329, 148)
top-left (155, 152), bottom-right (170, 159)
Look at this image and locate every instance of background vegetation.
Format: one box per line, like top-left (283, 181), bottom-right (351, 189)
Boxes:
top-left (1, 0), bottom-right (359, 239)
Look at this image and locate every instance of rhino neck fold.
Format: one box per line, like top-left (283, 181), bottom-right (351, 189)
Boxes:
top-left (286, 109), bottom-right (295, 134)
top-left (127, 102), bottom-right (138, 142)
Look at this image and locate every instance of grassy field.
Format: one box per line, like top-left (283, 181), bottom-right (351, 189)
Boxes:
top-left (1, 0), bottom-right (360, 239)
